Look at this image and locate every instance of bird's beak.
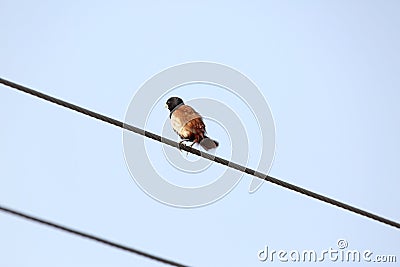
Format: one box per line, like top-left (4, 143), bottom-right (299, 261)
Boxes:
top-left (164, 104), bottom-right (168, 109)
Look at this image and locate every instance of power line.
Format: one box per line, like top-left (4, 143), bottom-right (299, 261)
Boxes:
top-left (0, 205), bottom-right (189, 267)
top-left (1, 77), bottom-right (399, 230)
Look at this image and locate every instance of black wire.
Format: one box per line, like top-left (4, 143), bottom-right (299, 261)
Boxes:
top-left (1, 77), bottom-right (399, 231)
top-left (0, 205), bottom-right (189, 267)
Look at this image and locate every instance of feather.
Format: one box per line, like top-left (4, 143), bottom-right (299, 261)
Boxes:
top-left (169, 103), bottom-right (218, 150)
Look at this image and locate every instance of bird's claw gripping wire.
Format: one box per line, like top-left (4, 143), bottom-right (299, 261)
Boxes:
top-left (178, 140), bottom-right (196, 156)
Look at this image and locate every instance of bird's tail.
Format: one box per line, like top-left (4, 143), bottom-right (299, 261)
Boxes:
top-left (199, 137), bottom-right (219, 151)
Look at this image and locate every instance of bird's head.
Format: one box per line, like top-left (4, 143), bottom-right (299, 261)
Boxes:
top-left (165, 97), bottom-right (184, 112)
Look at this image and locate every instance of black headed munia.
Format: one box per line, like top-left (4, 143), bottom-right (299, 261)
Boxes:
top-left (165, 97), bottom-right (219, 151)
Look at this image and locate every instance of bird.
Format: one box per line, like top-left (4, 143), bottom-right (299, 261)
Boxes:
top-left (165, 97), bottom-right (219, 151)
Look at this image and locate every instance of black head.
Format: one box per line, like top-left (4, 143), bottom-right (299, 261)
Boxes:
top-left (165, 97), bottom-right (184, 112)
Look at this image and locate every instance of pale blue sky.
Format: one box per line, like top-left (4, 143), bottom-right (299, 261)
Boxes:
top-left (1, 1), bottom-right (399, 266)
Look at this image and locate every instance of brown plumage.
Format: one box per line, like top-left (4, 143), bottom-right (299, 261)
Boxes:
top-left (165, 97), bottom-right (219, 150)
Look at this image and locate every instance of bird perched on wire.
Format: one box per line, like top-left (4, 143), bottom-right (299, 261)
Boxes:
top-left (165, 97), bottom-right (219, 151)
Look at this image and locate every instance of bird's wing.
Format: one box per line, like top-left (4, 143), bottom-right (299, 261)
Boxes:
top-left (170, 105), bottom-right (205, 137)
top-left (184, 118), bottom-right (205, 136)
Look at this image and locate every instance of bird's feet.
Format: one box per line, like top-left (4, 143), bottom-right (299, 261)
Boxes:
top-left (178, 140), bottom-right (196, 156)
top-left (178, 139), bottom-right (190, 151)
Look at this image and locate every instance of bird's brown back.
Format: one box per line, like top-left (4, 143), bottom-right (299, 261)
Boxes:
top-left (170, 105), bottom-right (205, 139)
